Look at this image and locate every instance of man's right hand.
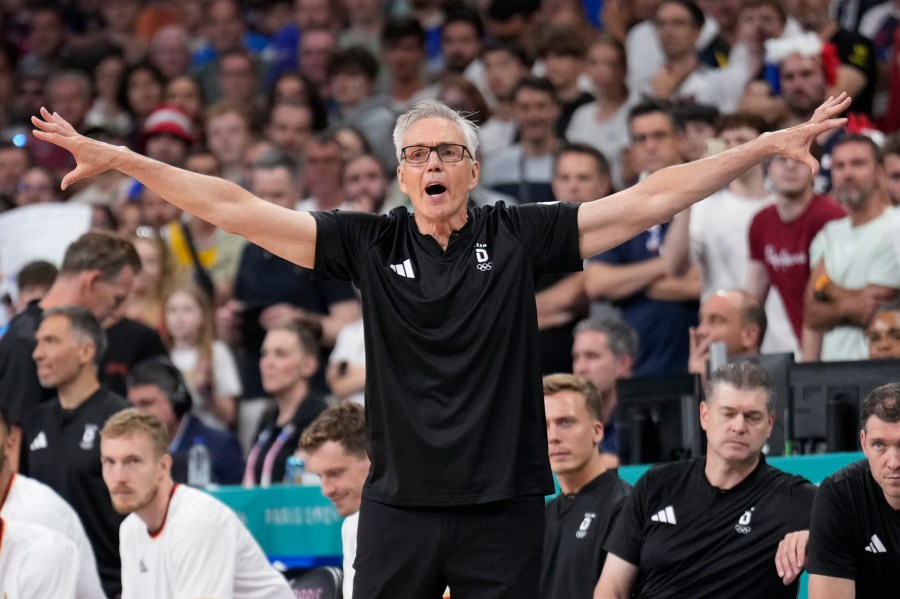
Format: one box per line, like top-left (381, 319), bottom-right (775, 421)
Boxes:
top-left (688, 326), bottom-right (711, 376)
top-left (32, 107), bottom-right (119, 189)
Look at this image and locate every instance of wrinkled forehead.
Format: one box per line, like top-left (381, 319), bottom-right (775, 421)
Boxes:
top-left (707, 384), bottom-right (769, 412)
top-left (402, 116), bottom-right (466, 147)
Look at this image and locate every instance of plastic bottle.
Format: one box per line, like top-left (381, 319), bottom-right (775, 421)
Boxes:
top-left (284, 455), bottom-right (305, 484)
top-left (187, 437), bottom-right (212, 488)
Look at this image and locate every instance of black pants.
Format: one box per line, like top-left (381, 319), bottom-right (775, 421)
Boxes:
top-left (353, 495), bottom-right (545, 599)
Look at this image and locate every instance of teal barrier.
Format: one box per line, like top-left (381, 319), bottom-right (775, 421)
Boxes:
top-left (618, 452), bottom-right (864, 486)
top-left (617, 452), bottom-right (865, 599)
top-left (207, 484), bottom-right (343, 569)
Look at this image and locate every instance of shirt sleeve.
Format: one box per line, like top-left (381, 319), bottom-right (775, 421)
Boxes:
top-left (787, 476), bottom-right (817, 532)
top-left (0, 332), bottom-right (43, 425)
top-left (312, 210), bottom-right (387, 284)
top-left (603, 471), bottom-right (649, 566)
top-left (807, 476), bottom-right (857, 580)
top-left (809, 228), bottom-right (827, 268)
top-left (507, 201), bottom-right (583, 274)
top-left (748, 212), bottom-right (763, 262)
top-left (866, 226), bottom-right (900, 288)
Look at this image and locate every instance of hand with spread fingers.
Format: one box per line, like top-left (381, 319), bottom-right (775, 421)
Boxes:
top-left (32, 107), bottom-right (120, 190)
top-left (767, 93), bottom-right (851, 175)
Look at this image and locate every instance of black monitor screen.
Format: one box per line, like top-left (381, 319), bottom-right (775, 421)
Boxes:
top-left (788, 359), bottom-right (900, 452)
top-left (616, 374), bottom-right (702, 465)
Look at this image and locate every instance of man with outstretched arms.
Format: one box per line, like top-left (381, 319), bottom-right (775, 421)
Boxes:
top-left (34, 93), bottom-right (849, 598)
top-left (595, 362), bottom-right (817, 598)
top-left (807, 382), bottom-right (900, 598)
top-left (100, 408), bottom-right (293, 599)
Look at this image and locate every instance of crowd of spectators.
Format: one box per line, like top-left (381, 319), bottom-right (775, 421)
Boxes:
top-left (2, 0), bottom-right (900, 467)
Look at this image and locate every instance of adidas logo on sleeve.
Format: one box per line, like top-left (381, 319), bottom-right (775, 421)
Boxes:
top-left (29, 431), bottom-right (47, 451)
top-left (650, 506), bottom-right (677, 525)
top-left (865, 534), bottom-right (887, 554)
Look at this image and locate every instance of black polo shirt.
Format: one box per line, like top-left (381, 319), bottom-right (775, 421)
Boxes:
top-left (101, 316), bottom-right (168, 396)
top-left (604, 456), bottom-right (816, 598)
top-left (312, 201), bottom-right (582, 506)
top-left (20, 387), bottom-right (129, 598)
top-left (808, 460), bottom-right (900, 597)
top-left (0, 302), bottom-right (53, 425)
top-left (542, 469), bottom-right (631, 598)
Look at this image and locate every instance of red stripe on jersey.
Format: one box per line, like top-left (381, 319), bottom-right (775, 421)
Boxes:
top-left (149, 483), bottom-right (179, 539)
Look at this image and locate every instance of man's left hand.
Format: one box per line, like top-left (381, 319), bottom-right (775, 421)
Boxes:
top-left (775, 530), bottom-right (809, 585)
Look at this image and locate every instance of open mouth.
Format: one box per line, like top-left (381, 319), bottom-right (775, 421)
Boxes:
top-left (425, 183), bottom-right (447, 196)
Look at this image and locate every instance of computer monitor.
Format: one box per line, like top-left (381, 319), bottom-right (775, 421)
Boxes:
top-left (788, 359), bottom-right (900, 453)
top-left (727, 352), bottom-right (794, 456)
top-left (616, 374), bottom-right (703, 465)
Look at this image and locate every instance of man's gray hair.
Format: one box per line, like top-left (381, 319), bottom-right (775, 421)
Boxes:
top-left (42, 306), bottom-right (107, 366)
top-left (252, 149), bottom-right (301, 181)
top-left (706, 361), bottom-right (776, 413)
top-left (574, 315), bottom-right (639, 359)
top-left (392, 100), bottom-right (480, 163)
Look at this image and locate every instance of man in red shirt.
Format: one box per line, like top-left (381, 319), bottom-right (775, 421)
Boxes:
top-left (745, 155), bottom-right (844, 350)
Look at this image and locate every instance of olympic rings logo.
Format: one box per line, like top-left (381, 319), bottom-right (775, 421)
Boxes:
top-left (476, 262), bottom-right (493, 271)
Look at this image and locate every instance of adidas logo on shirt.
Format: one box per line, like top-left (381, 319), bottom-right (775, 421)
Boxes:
top-left (650, 505), bottom-right (677, 525)
top-left (29, 431), bottom-right (47, 451)
top-left (864, 534), bottom-right (887, 553)
top-left (390, 259), bottom-right (415, 279)
top-left (139, 559), bottom-right (148, 573)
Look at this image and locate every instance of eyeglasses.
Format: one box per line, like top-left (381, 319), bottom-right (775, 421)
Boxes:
top-left (401, 144), bottom-right (470, 164)
top-left (867, 328), bottom-right (900, 344)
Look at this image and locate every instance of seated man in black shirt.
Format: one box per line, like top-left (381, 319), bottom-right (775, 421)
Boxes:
top-left (807, 383), bottom-right (900, 598)
top-left (21, 306), bottom-right (130, 598)
top-left (542, 374), bottom-right (630, 598)
top-left (595, 361), bottom-right (816, 599)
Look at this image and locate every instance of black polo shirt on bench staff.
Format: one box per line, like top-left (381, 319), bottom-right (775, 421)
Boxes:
top-left (312, 201), bottom-right (582, 506)
top-left (604, 455), bottom-right (816, 599)
top-left (20, 386), bottom-right (129, 598)
top-left (807, 459), bottom-right (900, 597)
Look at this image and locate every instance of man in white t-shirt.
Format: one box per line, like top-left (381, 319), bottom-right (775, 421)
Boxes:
top-left (687, 113), bottom-right (794, 353)
top-left (0, 406), bottom-right (105, 599)
top-left (0, 516), bottom-right (80, 599)
top-left (300, 403), bottom-right (370, 599)
top-left (804, 135), bottom-right (900, 361)
top-left (99, 409), bottom-right (293, 599)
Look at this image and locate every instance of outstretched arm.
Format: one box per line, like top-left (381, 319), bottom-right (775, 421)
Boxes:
top-left (32, 108), bottom-right (318, 268)
top-left (577, 94), bottom-right (851, 259)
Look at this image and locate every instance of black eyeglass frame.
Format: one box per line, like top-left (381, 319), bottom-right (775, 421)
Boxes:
top-left (400, 144), bottom-right (472, 164)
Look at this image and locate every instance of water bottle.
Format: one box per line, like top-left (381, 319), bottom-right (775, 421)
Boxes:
top-left (285, 455), bottom-right (305, 484)
top-left (187, 437), bottom-right (212, 488)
